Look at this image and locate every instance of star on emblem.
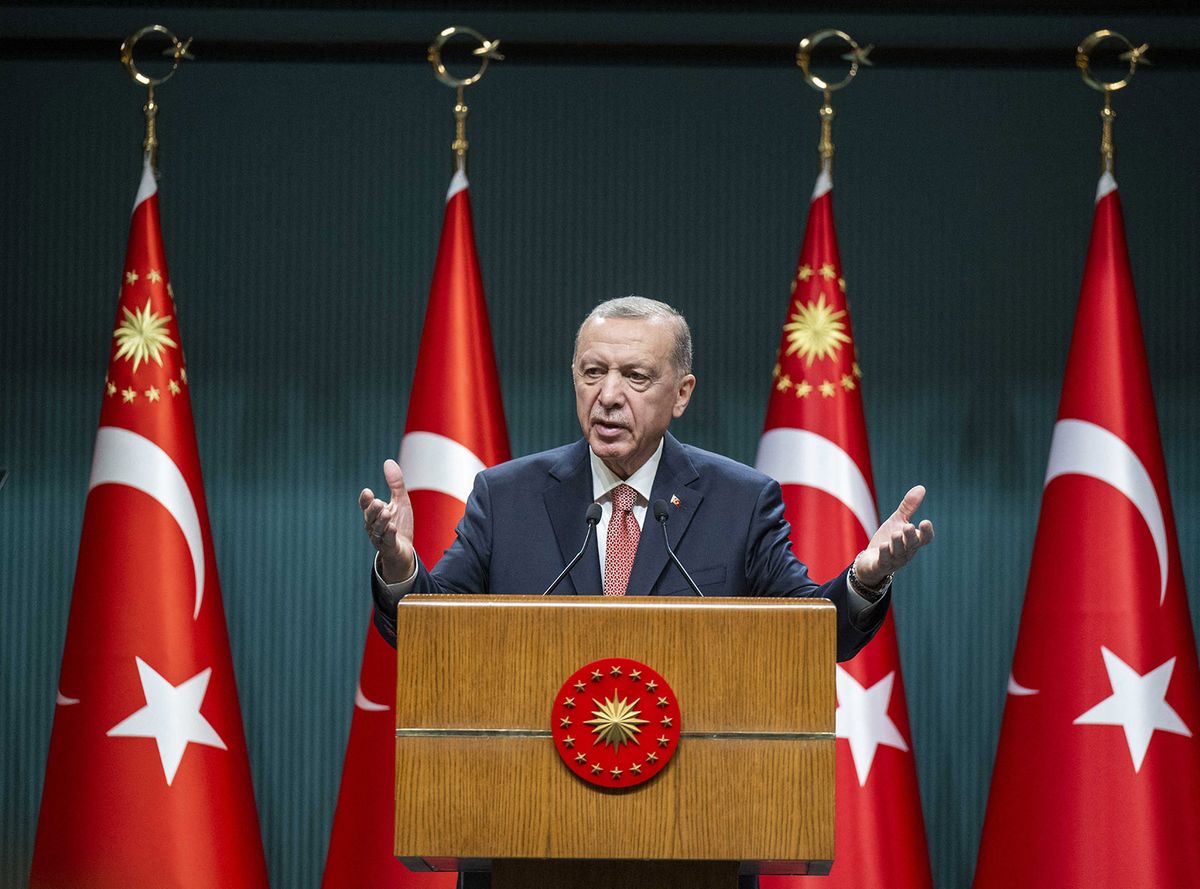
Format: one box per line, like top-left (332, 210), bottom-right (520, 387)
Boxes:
top-left (168, 380), bottom-right (181, 395)
top-left (1074, 647), bottom-right (1192, 772)
top-left (657, 735), bottom-right (670, 748)
top-left (106, 657), bottom-right (227, 785)
top-left (125, 270), bottom-right (139, 285)
top-left (835, 666), bottom-right (909, 786)
top-left (657, 696), bottom-right (669, 708)
top-left (610, 665), bottom-right (622, 677)
top-left (562, 735), bottom-right (575, 748)
top-left (590, 762), bottom-right (603, 775)
top-left (574, 680), bottom-right (587, 692)
top-left (783, 293), bottom-right (850, 367)
top-left (794, 380), bottom-right (813, 398)
top-left (609, 766), bottom-right (622, 779)
top-left (629, 669), bottom-right (642, 681)
top-left (559, 716), bottom-right (572, 728)
top-left (563, 696), bottom-right (575, 709)
top-left (591, 669), bottom-right (603, 682)
top-left (122, 387), bottom-right (137, 403)
top-left (113, 299), bottom-right (178, 371)
top-left (797, 264), bottom-right (814, 281)
top-left (820, 381), bottom-right (836, 398)
top-left (630, 762), bottom-right (643, 775)
top-left (840, 374), bottom-right (856, 391)
top-left (575, 752), bottom-right (587, 764)
top-left (106, 382), bottom-right (117, 397)
top-left (661, 716), bottom-right (673, 727)
top-left (584, 692), bottom-right (649, 749)
top-left (147, 269), bottom-right (163, 284)
top-left (645, 680), bottom-right (658, 693)
top-left (646, 752), bottom-right (658, 763)
top-left (145, 386), bottom-right (160, 402)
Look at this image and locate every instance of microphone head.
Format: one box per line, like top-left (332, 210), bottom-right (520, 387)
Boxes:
top-left (585, 502), bottom-right (603, 524)
top-left (652, 499), bottom-right (670, 523)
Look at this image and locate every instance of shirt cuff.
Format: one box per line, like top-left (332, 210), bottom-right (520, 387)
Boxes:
top-left (374, 553), bottom-right (419, 598)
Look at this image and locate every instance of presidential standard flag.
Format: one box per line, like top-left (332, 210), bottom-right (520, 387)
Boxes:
top-left (973, 173), bottom-right (1200, 888)
top-left (755, 170), bottom-right (933, 889)
top-left (322, 169), bottom-right (511, 887)
top-left (30, 159), bottom-right (269, 888)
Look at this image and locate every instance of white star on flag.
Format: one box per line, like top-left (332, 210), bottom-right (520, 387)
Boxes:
top-left (107, 656), bottom-right (228, 785)
top-left (835, 666), bottom-right (909, 786)
top-left (1074, 646), bottom-right (1192, 773)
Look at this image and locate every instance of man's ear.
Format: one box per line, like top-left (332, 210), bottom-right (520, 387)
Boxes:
top-left (673, 374), bottom-right (697, 418)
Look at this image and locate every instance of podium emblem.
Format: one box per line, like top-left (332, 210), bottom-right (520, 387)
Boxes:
top-left (552, 658), bottom-right (680, 788)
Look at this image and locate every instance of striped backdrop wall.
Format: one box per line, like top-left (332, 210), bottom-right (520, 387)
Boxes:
top-left (3, 7), bottom-right (1198, 888)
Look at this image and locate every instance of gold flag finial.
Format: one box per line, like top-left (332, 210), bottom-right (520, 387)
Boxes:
top-left (796, 30), bottom-right (869, 177)
top-left (428, 26), bottom-right (502, 174)
top-left (120, 25), bottom-right (193, 174)
top-left (1076, 30), bottom-right (1148, 176)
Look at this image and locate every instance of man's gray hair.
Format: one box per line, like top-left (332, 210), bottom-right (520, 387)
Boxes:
top-left (575, 296), bottom-right (693, 375)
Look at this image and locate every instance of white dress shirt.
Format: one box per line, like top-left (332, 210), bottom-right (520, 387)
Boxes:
top-left (589, 438), bottom-right (663, 571)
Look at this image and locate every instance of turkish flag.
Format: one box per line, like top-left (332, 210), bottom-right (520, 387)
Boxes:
top-left (755, 171), bottom-right (933, 888)
top-left (973, 174), bottom-right (1200, 887)
top-left (322, 170), bottom-right (511, 887)
top-left (30, 159), bottom-right (269, 888)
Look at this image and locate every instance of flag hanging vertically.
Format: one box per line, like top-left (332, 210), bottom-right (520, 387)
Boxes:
top-left (30, 158), bottom-right (269, 889)
top-left (756, 170), bottom-right (933, 889)
top-left (973, 173), bottom-right (1200, 887)
top-left (322, 169), bottom-right (511, 888)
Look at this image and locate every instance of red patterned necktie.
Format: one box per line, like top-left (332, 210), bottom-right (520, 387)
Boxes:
top-left (604, 484), bottom-right (640, 596)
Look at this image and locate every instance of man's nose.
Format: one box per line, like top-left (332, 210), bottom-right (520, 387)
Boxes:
top-left (597, 370), bottom-right (626, 406)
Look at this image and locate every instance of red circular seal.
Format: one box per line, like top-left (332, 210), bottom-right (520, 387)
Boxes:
top-left (551, 658), bottom-right (681, 788)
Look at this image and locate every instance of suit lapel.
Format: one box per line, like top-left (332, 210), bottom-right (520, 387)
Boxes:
top-left (544, 440), bottom-right (602, 596)
top-left (626, 434), bottom-right (702, 596)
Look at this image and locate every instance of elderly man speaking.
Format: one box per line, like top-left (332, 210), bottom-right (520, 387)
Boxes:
top-left (361, 296), bottom-right (933, 661)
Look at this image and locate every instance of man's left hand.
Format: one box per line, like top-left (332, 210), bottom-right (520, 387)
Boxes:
top-left (855, 485), bottom-right (935, 588)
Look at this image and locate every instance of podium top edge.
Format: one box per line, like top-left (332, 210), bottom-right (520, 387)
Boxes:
top-left (397, 594), bottom-right (835, 611)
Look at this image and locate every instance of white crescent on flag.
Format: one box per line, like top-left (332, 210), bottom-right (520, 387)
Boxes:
top-left (88, 426), bottom-right (206, 619)
top-left (755, 427), bottom-right (879, 539)
top-left (354, 682), bottom-right (389, 712)
top-left (1045, 419), bottom-right (1168, 605)
top-left (398, 430), bottom-right (486, 504)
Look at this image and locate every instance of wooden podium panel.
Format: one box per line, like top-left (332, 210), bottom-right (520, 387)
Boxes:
top-left (393, 595), bottom-right (834, 872)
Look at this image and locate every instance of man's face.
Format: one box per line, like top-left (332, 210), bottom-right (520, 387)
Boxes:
top-left (573, 315), bottom-right (696, 479)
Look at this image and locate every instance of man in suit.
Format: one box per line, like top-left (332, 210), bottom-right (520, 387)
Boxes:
top-left (362, 296), bottom-right (933, 659)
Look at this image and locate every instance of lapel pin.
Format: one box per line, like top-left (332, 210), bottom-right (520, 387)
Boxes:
top-left (670, 494), bottom-right (681, 508)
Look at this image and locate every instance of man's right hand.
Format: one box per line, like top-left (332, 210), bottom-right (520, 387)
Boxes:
top-left (359, 459), bottom-right (416, 583)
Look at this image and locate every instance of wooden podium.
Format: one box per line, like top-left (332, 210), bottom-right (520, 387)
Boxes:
top-left (393, 594), bottom-right (835, 888)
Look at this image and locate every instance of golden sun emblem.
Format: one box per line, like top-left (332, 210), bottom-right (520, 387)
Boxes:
top-left (113, 299), bottom-right (178, 371)
top-left (584, 693), bottom-right (649, 749)
top-left (782, 292), bottom-right (850, 366)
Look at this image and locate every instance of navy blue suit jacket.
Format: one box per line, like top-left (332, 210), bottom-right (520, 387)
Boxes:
top-left (373, 433), bottom-right (887, 661)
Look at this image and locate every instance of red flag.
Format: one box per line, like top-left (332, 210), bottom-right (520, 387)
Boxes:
top-left (322, 169), bottom-right (511, 887)
top-left (755, 170), bottom-right (933, 888)
top-left (973, 173), bottom-right (1200, 887)
top-left (30, 160), bottom-right (269, 888)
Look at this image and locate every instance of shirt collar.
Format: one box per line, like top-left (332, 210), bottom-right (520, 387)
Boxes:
top-left (590, 438), bottom-right (664, 505)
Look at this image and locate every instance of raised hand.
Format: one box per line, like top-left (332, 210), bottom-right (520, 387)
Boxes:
top-left (855, 485), bottom-right (935, 588)
top-left (358, 459), bottom-right (416, 583)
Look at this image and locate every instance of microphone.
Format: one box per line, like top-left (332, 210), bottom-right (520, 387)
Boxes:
top-left (652, 499), bottom-right (704, 597)
top-left (542, 502), bottom-right (603, 596)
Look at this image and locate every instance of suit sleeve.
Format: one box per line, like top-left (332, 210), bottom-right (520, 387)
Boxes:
top-left (371, 471), bottom-right (498, 647)
top-left (745, 477), bottom-right (890, 661)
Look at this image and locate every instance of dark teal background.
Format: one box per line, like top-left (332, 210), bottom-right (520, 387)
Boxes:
top-left (3, 5), bottom-right (1198, 888)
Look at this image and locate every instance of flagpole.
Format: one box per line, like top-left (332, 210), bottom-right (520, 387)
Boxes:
top-left (1075, 29), bottom-right (1149, 176)
top-left (427, 25), bottom-right (503, 174)
top-left (796, 29), bottom-right (872, 176)
top-left (119, 24), bottom-right (194, 174)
